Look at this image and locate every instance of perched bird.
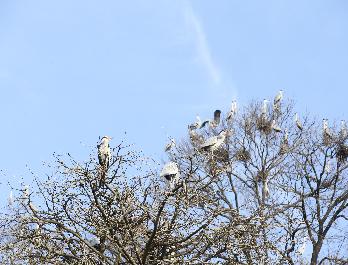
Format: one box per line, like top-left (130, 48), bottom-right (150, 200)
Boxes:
top-left (165, 138), bottom-right (176, 152)
top-left (226, 100), bottom-right (237, 122)
top-left (262, 99), bottom-right (269, 116)
top-left (279, 129), bottom-right (289, 154)
top-left (8, 191), bottom-right (14, 207)
top-left (160, 162), bottom-right (180, 189)
top-left (200, 131), bottom-right (228, 154)
top-left (322, 119), bottom-right (333, 143)
top-left (271, 120), bottom-right (282, 133)
top-left (98, 136), bottom-right (112, 168)
top-left (324, 160), bottom-right (331, 174)
top-left (262, 179), bottom-right (270, 200)
top-left (340, 120), bottom-right (348, 139)
top-left (23, 185), bottom-right (30, 200)
top-left (295, 113), bottom-right (303, 131)
top-left (273, 90), bottom-right (283, 106)
top-left (297, 236), bottom-right (308, 255)
top-left (273, 90), bottom-right (283, 116)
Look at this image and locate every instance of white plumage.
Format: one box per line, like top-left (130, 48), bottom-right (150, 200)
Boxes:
top-left (322, 119), bottom-right (333, 139)
top-left (262, 99), bottom-right (269, 115)
top-left (271, 120), bottom-right (282, 133)
top-left (160, 162), bottom-right (180, 189)
top-left (295, 113), bottom-right (303, 131)
top-left (8, 191), bottom-right (14, 206)
top-left (165, 138), bottom-right (176, 152)
top-left (98, 136), bottom-right (111, 168)
top-left (262, 179), bottom-right (270, 199)
top-left (297, 237), bottom-right (308, 255)
top-left (274, 90), bottom-right (283, 106)
top-left (226, 100), bottom-right (237, 121)
top-left (200, 131), bottom-right (227, 152)
top-left (340, 120), bottom-right (347, 138)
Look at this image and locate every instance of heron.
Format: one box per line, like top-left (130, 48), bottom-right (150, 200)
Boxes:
top-left (226, 100), bottom-right (237, 122)
top-left (340, 120), bottom-right (347, 139)
top-left (160, 162), bottom-right (180, 189)
top-left (200, 130), bottom-right (228, 154)
top-left (274, 90), bottom-right (283, 106)
top-left (262, 99), bottom-right (269, 116)
top-left (262, 179), bottom-right (270, 200)
top-left (165, 138), bottom-right (176, 152)
top-left (322, 119), bottom-right (333, 140)
top-left (8, 191), bottom-right (13, 207)
top-left (295, 113), bottom-right (303, 131)
top-left (23, 185), bottom-right (30, 200)
top-left (271, 120), bottom-right (282, 133)
top-left (98, 136), bottom-right (112, 168)
top-left (273, 90), bottom-right (283, 116)
top-left (279, 129), bottom-right (289, 154)
top-left (297, 236), bottom-right (308, 255)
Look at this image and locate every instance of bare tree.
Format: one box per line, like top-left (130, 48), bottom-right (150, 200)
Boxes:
top-left (1, 98), bottom-right (347, 264)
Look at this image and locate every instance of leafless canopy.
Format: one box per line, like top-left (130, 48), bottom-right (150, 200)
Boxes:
top-left (1, 99), bottom-right (348, 265)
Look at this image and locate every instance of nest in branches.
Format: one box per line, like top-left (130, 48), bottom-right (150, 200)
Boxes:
top-left (235, 148), bottom-right (251, 162)
top-left (214, 148), bottom-right (229, 162)
top-left (256, 117), bottom-right (272, 135)
top-left (256, 170), bottom-right (268, 182)
top-left (336, 144), bottom-right (348, 162)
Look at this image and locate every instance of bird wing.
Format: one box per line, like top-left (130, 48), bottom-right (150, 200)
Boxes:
top-left (200, 120), bottom-right (210, 129)
top-left (201, 136), bottom-right (218, 149)
top-left (214, 110), bottom-right (221, 125)
top-left (160, 162), bottom-right (179, 177)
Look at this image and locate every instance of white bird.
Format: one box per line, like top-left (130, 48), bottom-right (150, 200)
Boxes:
top-left (8, 191), bottom-right (14, 207)
top-left (295, 113), bottom-right (303, 131)
top-left (97, 136), bottom-right (112, 168)
top-left (160, 162), bottom-right (180, 189)
top-left (340, 120), bottom-right (348, 139)
top-left (23, 185), bottom-right (30, 199)
top-left (200, 131), bottom-right (228, 153)
top-left (322, 119), bottom-right (333, 139)
top-left (279, 129), bottom-right (289, 154)
top-left (274, 90), bottom-right (283, 106)
top-left (271, 120), bottom-right (282, 133)
top-left (262, 179), bottom-right (270, 200)
top-left (165, 138), bottom-right (176, 152)
top-left (262, 99), bottom-right (269, 116)
top-left (226, 100), bottom-right (237, 121)
top-left (324, 160), bottom-right (331, 174)
top-left (297, 236), bottom-right (308, 255)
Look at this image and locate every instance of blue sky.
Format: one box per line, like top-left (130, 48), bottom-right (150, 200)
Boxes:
top-left (1, 0), bottom-right (348, 201)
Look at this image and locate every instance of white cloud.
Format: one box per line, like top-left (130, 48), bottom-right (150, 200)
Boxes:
top-left (184, 2), bottom-right (221, 85)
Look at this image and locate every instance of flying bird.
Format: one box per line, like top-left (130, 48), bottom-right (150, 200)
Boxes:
top-left (160, 162), bottom-right (180, 189)
top-left (295, 113), bottom-right (303, 131)
top-left (271, 120), bottom-right (282, 133)
top-left (98, 136), bottom-right (112, 168)
top-left (200, 131), bottom-right (228, 154)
